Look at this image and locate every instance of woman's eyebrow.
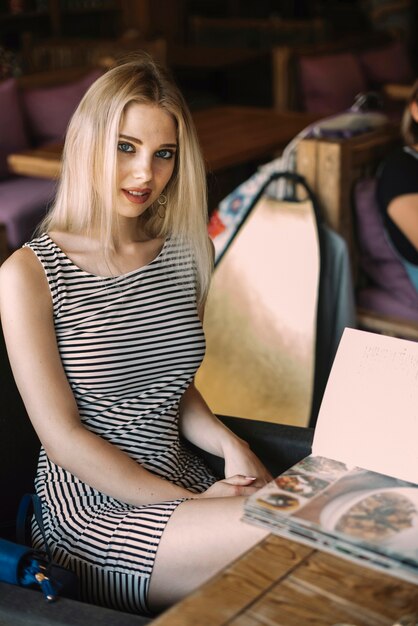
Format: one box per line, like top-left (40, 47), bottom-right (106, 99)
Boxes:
top-left (119, 133), bottom-right (177, 148)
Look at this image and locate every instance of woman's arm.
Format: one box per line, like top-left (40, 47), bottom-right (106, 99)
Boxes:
top-left (183, 262), bottom-right (272, 486)
top-left (0, 249), bottom-right (197, 505)
top-left (388, 193), bottom-right (418, 251)
top-left (179, 382), bottom-right (272, 486)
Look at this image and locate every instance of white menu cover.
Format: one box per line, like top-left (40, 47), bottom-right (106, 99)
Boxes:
top-left (312, 328), bottom-right (418, 485)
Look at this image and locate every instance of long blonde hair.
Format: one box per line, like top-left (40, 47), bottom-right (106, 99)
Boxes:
top-left (37, 53), bottom-right (213, 304)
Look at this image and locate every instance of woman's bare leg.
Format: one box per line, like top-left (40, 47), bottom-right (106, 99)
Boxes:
top-left (148, 497), bottom-right (268, 612)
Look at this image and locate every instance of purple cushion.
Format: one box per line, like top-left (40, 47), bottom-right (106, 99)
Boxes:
top-left (357, 285), bottom-right (418, 321)
top-left (22, 68), bottom-right (103, 145)
top-left (298, 52), bottom-right (367, 115)
top-left (357, 40), bottom-right (414, 87)
top-left (354, 177), bottom-right (418, 319)
top-left (0, 176), bottom-right (56, 249)
top-left (0, 79), bottom-right (29, 180)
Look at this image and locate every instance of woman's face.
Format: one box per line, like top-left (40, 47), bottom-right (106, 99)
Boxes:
top-left (116, 102), bottom-right (177, 220)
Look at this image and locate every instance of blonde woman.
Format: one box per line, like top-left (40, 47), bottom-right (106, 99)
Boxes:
top-left (0, 55), bottom-right (271, 615)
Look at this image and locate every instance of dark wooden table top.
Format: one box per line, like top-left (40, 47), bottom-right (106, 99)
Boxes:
top-left (8, 106), bottom-right (319, 179)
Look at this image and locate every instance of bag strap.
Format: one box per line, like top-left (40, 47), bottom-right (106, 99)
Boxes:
top-left (216, 170), bottom-right (323, 268)
top-left (249, 170), bottom-right (323, 224)
top-left (16, 493), bottom-right (52, 561)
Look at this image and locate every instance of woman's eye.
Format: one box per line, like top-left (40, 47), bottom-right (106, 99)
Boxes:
top-left (118, 142), bottom-right (135, 153)
top-left (156, 149), bottom-right (175, 160)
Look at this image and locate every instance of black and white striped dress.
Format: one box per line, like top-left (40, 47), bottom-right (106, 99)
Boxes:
top-left (26, 233), bottom-right (217, 615)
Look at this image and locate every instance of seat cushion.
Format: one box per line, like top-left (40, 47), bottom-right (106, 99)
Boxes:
top-left (298, 52), bottom-right (367, 115)
top-left (0, 79), bottom-right (29, 180)
top-left (357, 284), bottom-right (418, 321)
top-left (0, 176), bottom-right (56, 249)
top-left (354, 177), bottom-right (418, 320)
top-left (357, 40), bottom-right (414, 87)
top-left (22, 68), bottom-right (103, 145)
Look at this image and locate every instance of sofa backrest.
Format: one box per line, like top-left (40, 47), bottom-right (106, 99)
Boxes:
top-left (273, 34), bottom-right (414, 114)
top-left (21, 68), bottom-right (103, 145)
top-left (0, 67), bottom-right (103, 180)
top-left (298, 51), bottom-right (368, 115)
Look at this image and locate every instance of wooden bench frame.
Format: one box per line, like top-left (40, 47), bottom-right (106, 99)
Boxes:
top-left (296, 125), bottom-right (418, 341)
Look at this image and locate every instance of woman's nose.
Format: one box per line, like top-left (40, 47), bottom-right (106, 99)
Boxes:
top-left (133, 155), bottom-right (152, 182)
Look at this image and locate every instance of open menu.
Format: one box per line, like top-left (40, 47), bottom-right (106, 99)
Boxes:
top-left (243, 328), bottom-right (418, 584)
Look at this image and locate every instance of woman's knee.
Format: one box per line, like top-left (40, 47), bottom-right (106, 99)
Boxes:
top-left (147, 497), bottom-right (267, 611)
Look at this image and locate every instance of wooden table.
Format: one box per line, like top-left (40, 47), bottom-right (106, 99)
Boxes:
top-left (194, 107), bottom-right (317, 172)
top-left (7, 107), bottom-right (318, 180)
top-left (152, 534), bottom-right (418, 626)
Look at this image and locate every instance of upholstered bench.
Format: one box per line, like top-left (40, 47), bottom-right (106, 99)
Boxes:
top-left (273, 37), bottom-right (414, 118)
top-left (0, 67), bottom-right (103, 256)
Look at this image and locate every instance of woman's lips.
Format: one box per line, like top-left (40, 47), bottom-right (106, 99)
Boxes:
top-left (122, 188), bottom-right (152, 204)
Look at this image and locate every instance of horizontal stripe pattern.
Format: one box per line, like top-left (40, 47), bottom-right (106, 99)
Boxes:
top-left (27, 233), bottom-right (216, 614)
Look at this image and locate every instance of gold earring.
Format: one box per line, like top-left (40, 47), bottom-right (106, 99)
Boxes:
top-left (157, 194), bottom-right (167, 218)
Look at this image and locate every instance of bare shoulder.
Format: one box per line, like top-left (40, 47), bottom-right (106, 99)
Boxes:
top-left (0, 247), bottom-right (50, 311)
top-left (0, 246), bottom-right (45, 285)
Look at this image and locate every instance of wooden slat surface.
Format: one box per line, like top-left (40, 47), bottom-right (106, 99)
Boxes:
top-left (153, 534), bottom-right (418, 626)
top-left (232, 550), bottom-right (418, 626)
top-left (294, 550), bottom-right (418, 620)
top-left (152, 535), bottom-right (313, 626)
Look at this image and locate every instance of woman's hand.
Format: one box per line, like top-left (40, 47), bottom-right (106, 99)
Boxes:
top-left (196, 475), bottom-right (259, 499)
top-left (178, 382), bottom-right (273, 489)
top-left (223, 438), bottom-right (273, 488)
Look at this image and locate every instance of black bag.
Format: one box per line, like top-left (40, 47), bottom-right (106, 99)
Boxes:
top-left (0, 493), bottom-right (79, 602)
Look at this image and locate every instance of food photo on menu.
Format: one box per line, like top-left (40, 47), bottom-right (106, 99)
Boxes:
top-left (244, 456), bottom-right (418, 581)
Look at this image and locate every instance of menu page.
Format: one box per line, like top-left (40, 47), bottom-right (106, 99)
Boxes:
top-left (312, 328), bottom-right (418, 485)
